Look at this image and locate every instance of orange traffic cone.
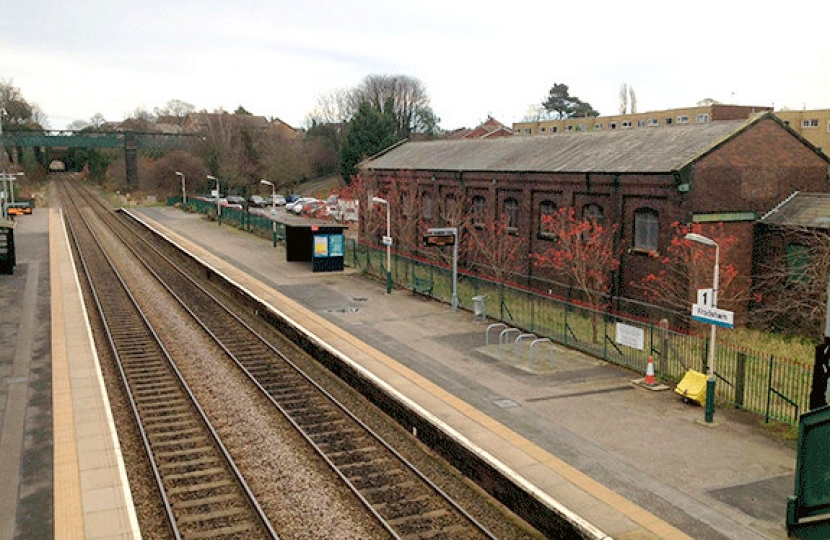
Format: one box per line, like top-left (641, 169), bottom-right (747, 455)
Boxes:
top-left (644, 357), bottom-right (657, 386)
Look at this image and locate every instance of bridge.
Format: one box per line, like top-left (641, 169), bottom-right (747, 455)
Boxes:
top-left (0, 130), bottom-right (196, 185)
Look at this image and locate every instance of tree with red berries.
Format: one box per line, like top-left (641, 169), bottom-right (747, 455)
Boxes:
top-left (532, 206), bottom-right (620, 341)
top-left (632, 222), bottom-right (741, 322)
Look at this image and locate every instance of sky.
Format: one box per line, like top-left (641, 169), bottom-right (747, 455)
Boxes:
top-left (2, 0), bottom-right (829, 131)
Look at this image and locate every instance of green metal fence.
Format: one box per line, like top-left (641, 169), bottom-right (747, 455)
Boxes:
top-left (345, 239), bottom-right (812, 426)
top-left (170, 197), bottom-right (285, 244)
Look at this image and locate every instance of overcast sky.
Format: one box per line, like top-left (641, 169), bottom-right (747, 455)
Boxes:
top-left (2, 0), bottom-right (829, 131)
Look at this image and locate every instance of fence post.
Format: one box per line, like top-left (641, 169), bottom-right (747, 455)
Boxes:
top-left (735, 351), bottom-right (747, 408)
top-left (766, 355), bottom-right (775, 422)
top-left (659, 319), bottom-right (669, 378)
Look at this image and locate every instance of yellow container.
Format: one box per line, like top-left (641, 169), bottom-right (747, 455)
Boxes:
top-left (675, 370), bottom-right (709, 405)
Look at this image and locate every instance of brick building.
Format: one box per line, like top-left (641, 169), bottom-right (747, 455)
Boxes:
top-left (359, 112), bottom-right (830, 316)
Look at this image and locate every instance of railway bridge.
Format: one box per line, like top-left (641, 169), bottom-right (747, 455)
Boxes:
top-left (0, 130), bottom-right (192, 185)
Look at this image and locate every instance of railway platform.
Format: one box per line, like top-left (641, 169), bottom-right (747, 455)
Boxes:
top-left (1, 207), bottom-right (140, 539)
top-left (129, 206), bottom-right (797, 540)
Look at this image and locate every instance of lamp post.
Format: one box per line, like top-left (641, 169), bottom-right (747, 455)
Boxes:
top-left (176, 171), bottom-right (186, 205)
top-left (206, 175), bottom-right (220, 224)
top-left (0, 107), bottom-right (6, 219)
top-left (371, 196), bottom-right (392, 294)
top-left (260, 179), bottom-right (277, 246)
top-left (685, 232), bottom-right (720, 423)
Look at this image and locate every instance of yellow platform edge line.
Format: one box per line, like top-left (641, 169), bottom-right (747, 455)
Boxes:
top-left (50, 209), bottom-right (85, 539)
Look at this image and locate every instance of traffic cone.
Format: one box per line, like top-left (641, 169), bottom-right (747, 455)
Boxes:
top-left (644, 357), bottom-right (657, 386)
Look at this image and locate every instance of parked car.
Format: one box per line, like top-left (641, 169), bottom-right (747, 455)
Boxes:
top-left (301, 200), bottom-right (333, 218)
top-left (226, 195), bottom-right (247, 206)
top-left (289, 197), bottom-right (318, 214)
top-left (249, 195), bottom-right (267, 207)
top-left (285, 194), bottom-right (301, 204)
top-left (268, 194), bottom-right (287, 206)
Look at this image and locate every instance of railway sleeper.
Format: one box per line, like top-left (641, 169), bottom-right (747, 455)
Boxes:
top-left (158, 456), bottom-right (220, 471)
top-left (176, 507), bottom-right (250, 525)
top-left (164, 467), bottom-right (227, 482)
top-left (153, 437), bottom-right (215, 460)
top-left (173, 493), bottom-right (239, 509)
top-left (384, 504), bottom-right (448, 524)
top-left (183, 523), bottom-right (256, 540)
top-left (166, 479), bottom-right (235, 497)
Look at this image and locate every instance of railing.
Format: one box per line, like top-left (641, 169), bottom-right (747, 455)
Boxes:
top-left (345, 239), bottom-right (812, 426)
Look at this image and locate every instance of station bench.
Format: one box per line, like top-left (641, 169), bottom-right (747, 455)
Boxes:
top-left (409, 275), bottom-right (434, 298)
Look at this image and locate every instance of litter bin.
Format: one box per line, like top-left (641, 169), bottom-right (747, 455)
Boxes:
top-left (472, 295), bottom-right (487, 321)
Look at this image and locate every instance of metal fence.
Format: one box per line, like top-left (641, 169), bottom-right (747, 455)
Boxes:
top-left (170, 197), bottom-right (285, 244)
top-left (345, 239), bottom-right (812, 426)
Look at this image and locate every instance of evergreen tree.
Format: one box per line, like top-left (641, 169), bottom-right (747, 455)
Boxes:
top-left (339, 101), bottom-right (398, 182)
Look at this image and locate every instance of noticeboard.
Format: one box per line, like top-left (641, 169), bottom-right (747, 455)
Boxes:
top-left (311, 233), bottom-right (345, 272)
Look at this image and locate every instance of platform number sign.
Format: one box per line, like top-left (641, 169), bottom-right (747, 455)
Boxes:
top-left (697, 288), bottom-right (714, 308)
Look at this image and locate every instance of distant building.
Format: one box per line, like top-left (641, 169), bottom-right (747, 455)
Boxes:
top-left (182, 112), bottom-right (297, 138)
top-left (445, 116), bottom-right (513, 140)
top-left (774, 109), bottom-right (830, 154)
top-left (512, 103), bottom-right (772, 135)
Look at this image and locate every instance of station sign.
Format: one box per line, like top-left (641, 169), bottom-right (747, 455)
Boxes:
top-left (691, 304), bottom-right (734, 329)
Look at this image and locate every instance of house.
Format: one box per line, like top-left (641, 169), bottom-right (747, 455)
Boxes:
top-left (359, 112), bottom-right (830, 319)
top-left (183, 112), bottom-right (297, 138)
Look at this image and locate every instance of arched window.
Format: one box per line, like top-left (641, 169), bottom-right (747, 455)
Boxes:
top-left (504, 197), bottom-right (519, 233)
top-left (787, 243), bottom-right (809, 282)
top-left (538, 200), bottom-right (557, 238)
top-left (583, 203), bottom-right (604, 224)
top-left (422, 192), bottom-right (432, 219)
top-left (582, 204), bottom-right (605, 242)
top-left (472, 196), bottom-right (486, 227)
top-left (633, 208), bottom-right (659, 251)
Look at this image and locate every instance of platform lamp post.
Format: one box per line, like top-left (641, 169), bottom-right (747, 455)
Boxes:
top-left (0, 107), bottom-right (6, 219)
top-left (685, 232), bottom-right (720, 423)
top-left (206, 175), bottom-right (220, 225)
top-left (176, 171), bottom-right (186, 205)
top-left (371, 196), bottom-right (392, 294)
top-left (260, 179), bottom-right (278, 247)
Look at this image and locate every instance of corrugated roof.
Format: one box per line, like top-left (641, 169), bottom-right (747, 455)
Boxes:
top-left (362, 118), bottom-right (757, 174)
top-left (760, 192), bottom-right (830, 229)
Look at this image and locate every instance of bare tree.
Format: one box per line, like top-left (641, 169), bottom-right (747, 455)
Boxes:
top-left (90, 113), bottom-right (107, 128)
top-left (154, 99), bottom-right (195, 122)
top-left (0, 78), bottom-right (34, 126)
top-left (629, 86), bottom-right (637, 114)
top-left (752, 225), bottom-right (830, 339)
top-left (352, 74), bottom-right (438, 137)
top-left (619, 84), bottom-right (629, 115)
top-left (305, 88), bottom-right (355, 127)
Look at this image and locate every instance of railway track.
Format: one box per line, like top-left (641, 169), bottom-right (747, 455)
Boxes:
top-left (58, 180), bottom-right (279, 540)
top-left (60, 179), bottom-right (501, 539)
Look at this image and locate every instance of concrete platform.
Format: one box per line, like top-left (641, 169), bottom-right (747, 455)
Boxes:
top-left (130, 206), bottom-right (798, 540)
top-left (0, 208), bottom-right (140, 540)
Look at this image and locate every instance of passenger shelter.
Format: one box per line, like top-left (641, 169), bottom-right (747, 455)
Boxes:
top-left (277, 213), bottom-right (349, 272)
